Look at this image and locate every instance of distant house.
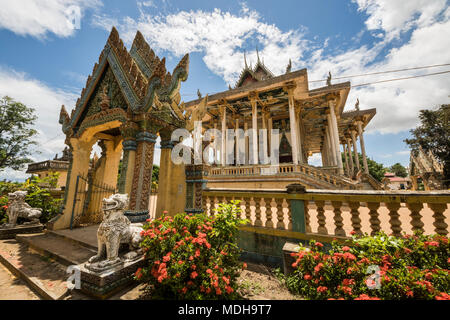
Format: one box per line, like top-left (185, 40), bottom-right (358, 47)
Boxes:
top-left (382, 172), bottom-right (410, 190)
top-left (26, 148), bottom-right (71, 189)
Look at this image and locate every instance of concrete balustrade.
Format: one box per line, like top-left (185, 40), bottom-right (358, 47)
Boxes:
top-left (203, 187), bottom-right (450, 237)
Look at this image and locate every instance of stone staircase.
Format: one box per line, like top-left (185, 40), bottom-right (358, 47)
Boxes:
top-left (0, 226), bottom-right (144, 300)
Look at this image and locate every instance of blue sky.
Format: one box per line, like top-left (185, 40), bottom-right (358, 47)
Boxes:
top-left (0, 0), bottom-right (449, 180)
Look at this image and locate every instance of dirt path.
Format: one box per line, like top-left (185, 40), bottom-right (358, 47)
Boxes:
top-left (0, 264), bottom-right (39, 300)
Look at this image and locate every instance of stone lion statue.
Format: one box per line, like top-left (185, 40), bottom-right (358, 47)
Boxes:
top-left (2, 191), bottom-right (42, 227)
top-left (85, 193), bottom-right (144, 272)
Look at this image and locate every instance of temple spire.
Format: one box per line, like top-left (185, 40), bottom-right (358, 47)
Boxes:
top-left (244, 51), bottom-right (249, 69)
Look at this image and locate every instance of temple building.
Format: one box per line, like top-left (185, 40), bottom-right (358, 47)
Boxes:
top-left (185, 54), bottom-right (380, 190)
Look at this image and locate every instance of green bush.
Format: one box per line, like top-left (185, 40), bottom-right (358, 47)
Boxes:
top-left (286, 231), bottom-right (450, 300)
top-left (136, 201), bottom-right (248, 300)
top-left (0, 173), bottom-right (62, 224)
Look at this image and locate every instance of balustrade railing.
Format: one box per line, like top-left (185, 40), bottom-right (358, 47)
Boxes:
top-left (26, 160), bottom-right (69, 173)
top-left (202, 187), bottom-right (450, 237)
top-left (207, 163), bottom-right (359, 190)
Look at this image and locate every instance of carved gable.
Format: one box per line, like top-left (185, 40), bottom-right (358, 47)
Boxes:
top-left (76, 65), bottom-right (128, 127)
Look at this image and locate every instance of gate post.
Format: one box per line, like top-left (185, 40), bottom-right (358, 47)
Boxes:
top-left (185, 164), bottom-right (210, 214)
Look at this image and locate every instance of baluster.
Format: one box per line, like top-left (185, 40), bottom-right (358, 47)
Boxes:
top-left (275, 198), bottom-right (285, 229)
top-left (367, 202), bottom-right (381, 235)
top-left (406, 202), bottom-right (424, 233)
top-left (265, 198), bottom-right (274, 228)
top-left (244, 197), bottom-right (252, 224)
top-left (348, 201), bottom-right (362, 236)
top-left (428, 203), bottom-right (448, 236)
top-left (254, 197), bottom-right (262, 227)
top-left (239, 197), bottom-right (246, 220)
top-left (386, 202), bottom-right (402, 237)
top-left (304, 200), bottom-right (312, 233)
top-left (331, 201), bottom-right (345, 236)
top-left (315, 200), bottom-right (328, 235)
top-left (213, 196), bottom-right (219, 215)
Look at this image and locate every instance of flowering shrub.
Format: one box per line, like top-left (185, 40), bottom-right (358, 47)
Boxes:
top-left (286, 232), bottom-right (450, 300)
top-left (136, 201), bottom-right (248, 299)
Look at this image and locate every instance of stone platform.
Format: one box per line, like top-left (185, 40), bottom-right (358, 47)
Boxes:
top-left (78, 257), bottom-right (145, 299)
top-left (0, 224), bottom-right (44, 240)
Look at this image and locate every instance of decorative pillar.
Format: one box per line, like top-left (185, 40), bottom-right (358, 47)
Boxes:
top-left (244, 120), bottom-right (249, 165)
top-left (249, 92), bottom-right (259, 165)
top-left (213, 121), bottom-right (218, 164)
top-left (118, 120), bottom-right (138, 195)
top-left (185, 164), bottom-right (210, 214)
top-left (295, 105), bottom-right (304, 164)
top-left (127, 118), bottom-right (159, 222)
top-left (357, 120), bottom-right (369, 174)
top-left (329, 101), bottom-right (344, 175)
top-left (285, 85), bottom-right (299, 165)
top-left (220, 106), bottom-right (227, 166)
top-left (351, 129), bottom-right (360, 172)
top-left (325, 121), bottom-right (337, 166)
top-left (48, 138), bottom-right (95, 230)
top-left (345, 136), bottom-right (355, 177)
top-left (156, 127), bottom-right (186, 218)
top-left (267, 116), bottom-right (273, 158)
top-left (235, 116), bottom-right (239, 165)
top-left (343, 142), bottom-right (350, 177)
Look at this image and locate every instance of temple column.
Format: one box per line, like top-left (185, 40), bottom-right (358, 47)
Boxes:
top-left (285, 84), bottom-right (299, 165)
top-left (156, 127), bottom-right (186, 217)
top-left (213, 121), bottom-right (218, 164)
top-left (296, 105), bottom-right (304, 164)
top-left (127, 118), bottom-right (159, 222)
top-left (118, 120), bottom-right (138, 195)
top-left (249, 92), bottom-right (259, 165)
top-left (325, 120), bottom-right (337, 166)
top-left (357, 120), bottom-right (369, 174)
top-left (267, 115), bottom-right (273, 158)
top-left (329, 101), bottom-right (344, 175)
top-left (343, 142), bottom-right (350, 177)
top-left (244, 120), bottom-right (249, 165)
top-left (49, 137), bottom-right (95, 230)
top-left (234, 116), bottom-right (240, 165)
top-left (346, 136), bottom-right (354, 176)
top-left (351, 129), bottom-right (360, 172)
top-left (220, 106), bottom-right (227, 166)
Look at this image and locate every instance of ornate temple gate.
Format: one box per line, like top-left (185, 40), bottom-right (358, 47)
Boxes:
top-left (47, 27), bottom-right (204, 230)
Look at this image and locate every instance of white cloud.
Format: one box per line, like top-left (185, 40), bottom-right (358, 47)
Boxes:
top-left (0, 66), bottom-right (78, 180)
top-left (0, 0), bottom-right (101, 38)
top-left (307, 3), bottom-right (450, 135)
top-left (352, 0), bottom-right (448, 40)
top-left (93, 6), bottom-right (308, 85)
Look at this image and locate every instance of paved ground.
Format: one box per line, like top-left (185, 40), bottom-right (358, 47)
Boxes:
top-left (0, 263), bottom-right (39, 300)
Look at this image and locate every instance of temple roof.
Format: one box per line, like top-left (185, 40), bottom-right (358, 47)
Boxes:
top-left (235, 52), bottom-right (275, 88)
top-left (59, 27), bottom-right (190, 138)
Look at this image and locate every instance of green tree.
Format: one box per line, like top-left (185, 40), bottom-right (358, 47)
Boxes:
top-left (0, 96), bottom-right (38, 171)
top-left (389, 163), bottom-right (408, 177)
top-left (405, 105), bottom-right (450, 188)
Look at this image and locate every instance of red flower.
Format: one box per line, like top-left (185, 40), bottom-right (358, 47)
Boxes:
top-left (314, 263), bottom-right (324, 273)
top-left (181, 287), bottom-right (187, 294)
top-left (304, 274), bottom-right (312, 281)
top-left (342, 246), bottom-right (350, 252)
top-left (350, 230), bottom-right (356, 235)
top-left (206, 269), bottom-right (213, 274)
top-left (315, 242), bottom-right (324, 248)
top-left (225, 286), bottom-right (234, 294)
top-left (190, 271), bottom-right (198, 279)
top-left (354, 294), bottom-right (380, 300)
top-left (242, 263), bottom-right (247, 270)
top-left (216, 288), bottom-right (222, 295)
top-left (435, 292), bottom-right (450, 300)
top-left (317, 286), bottom-right (328, 293)
top-left (406, 291), bottom-right (414, 298)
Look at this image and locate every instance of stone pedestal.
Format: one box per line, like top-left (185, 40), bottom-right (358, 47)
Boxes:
top-left (0, 224), bottom-right (44, 240)
top-left (78, 256), bottom-right (145, 299)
